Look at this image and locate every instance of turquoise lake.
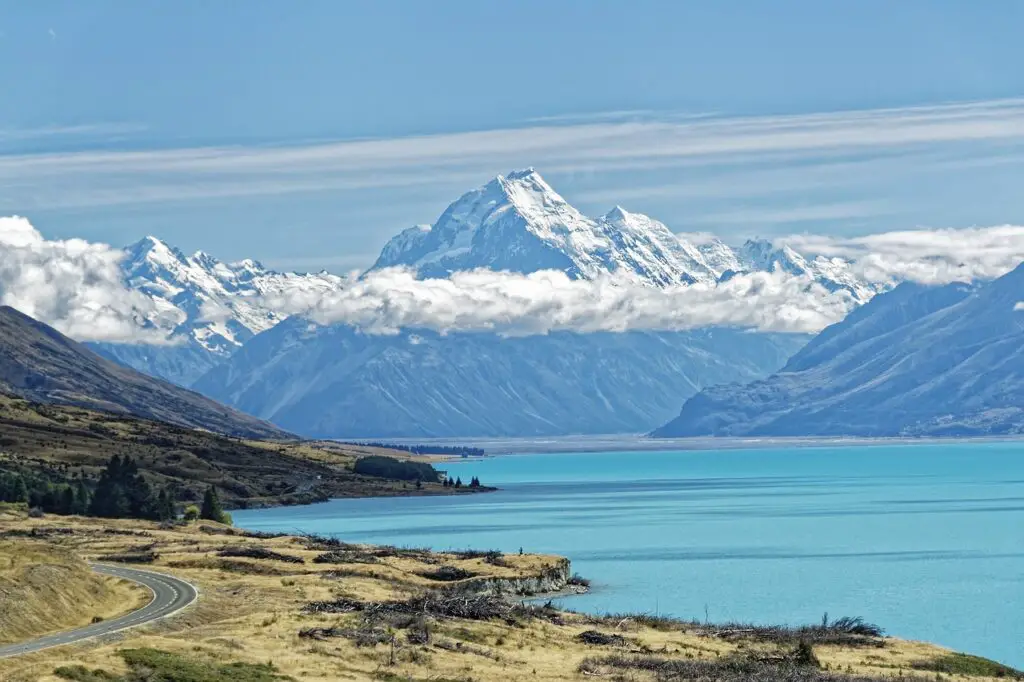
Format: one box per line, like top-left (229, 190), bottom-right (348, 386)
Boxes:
top-left (233, 442), bottom-right (1024, 667)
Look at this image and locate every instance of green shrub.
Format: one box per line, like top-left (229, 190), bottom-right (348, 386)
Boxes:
top-left (912, 653), bottom-right (1023, 678)
top-left (353, 456), bottom-right (440, 483)
top-left (54, 666), bottom-right (119, 682)
top-left (119, 648), bottom-right (293, 681)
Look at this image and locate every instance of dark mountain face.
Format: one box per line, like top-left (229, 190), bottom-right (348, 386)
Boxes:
top-left (0, 306), bottom-right (290, 439)
top-left (654, 266), bottom-right (1024, 438)
top-left (192, 318), bottom-right (808, 439)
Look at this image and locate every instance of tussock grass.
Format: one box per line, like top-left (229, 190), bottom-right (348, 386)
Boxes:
top-left (0, 540), bottom-right (145, 644)
top-left (579, 653), bottom-right (887, 681)
top-left (56, 648), bottom-right (294, 682)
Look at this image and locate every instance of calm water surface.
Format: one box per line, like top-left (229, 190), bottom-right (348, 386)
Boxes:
top-left (234, 443), bottom-right (1024, 667)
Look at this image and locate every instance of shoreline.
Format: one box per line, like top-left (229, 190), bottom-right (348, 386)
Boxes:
top-left (368, 433), bottom-right (1024, 456)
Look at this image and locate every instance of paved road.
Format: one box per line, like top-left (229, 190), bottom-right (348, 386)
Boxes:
top-left (0, 563), bottom-right (198, 659)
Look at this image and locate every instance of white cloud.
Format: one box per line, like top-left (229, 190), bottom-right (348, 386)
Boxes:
top-left (0, 216), bottom-right (167, 343)
top-left (781, 225), bottom-right (1024, 286)
top-left (5, 215), bottom-right (1024, 344)
top-left (269, 267), bottom-right (856, 336)
top-left (267, 223), bottom-right (1024, 338)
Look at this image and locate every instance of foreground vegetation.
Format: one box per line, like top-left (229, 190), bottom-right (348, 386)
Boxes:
top-left (0, 395), bottom-right (487, 517)
top-left (0, 511), bottom-right (1018, 682)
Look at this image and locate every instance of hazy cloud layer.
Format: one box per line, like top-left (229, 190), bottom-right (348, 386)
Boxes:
top-left (5, 98), bottom-right (1024, 210)
top-left (0, 216), bottom-right (165, 343)
top-left (784, 225), bottom-right (1024, 285)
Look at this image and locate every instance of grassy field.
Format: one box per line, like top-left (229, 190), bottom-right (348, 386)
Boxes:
top-left (0, 533), bottom-right (147, 645)
top-left (0, 394), bottom-right (480, 509)
top-left (0, 512), bottom-right (1018, 682)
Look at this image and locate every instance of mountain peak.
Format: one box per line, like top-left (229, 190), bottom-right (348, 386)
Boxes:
top-left (491, 168), bottom-right (568, 213)
top-left (124, 235), bottom-right (187, 270)
top-left (603, 205), bottom-right (631, 222)
top-left (504, 167), bottom-right (539, 181)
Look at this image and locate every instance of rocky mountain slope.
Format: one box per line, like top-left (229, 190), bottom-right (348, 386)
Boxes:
top-left (0, 305), bottom-right (289, 439)
top-left (654, 263), bottom-right (1024, 437)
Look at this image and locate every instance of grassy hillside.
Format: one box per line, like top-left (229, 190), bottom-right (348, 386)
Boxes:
top-left (0, 395), bottom-right (471, 509)
top-left (0, 533), bottom-right (146, 644)
top-left (0, 306), bottom-right (287, 439)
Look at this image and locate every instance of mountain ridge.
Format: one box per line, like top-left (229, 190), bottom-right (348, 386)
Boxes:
top-left (194, 320), bottom-right (808, 438)
top-left (0, 305), bottom-right (290, 439)
top-left (653, 265), bottom-right (1024, 437)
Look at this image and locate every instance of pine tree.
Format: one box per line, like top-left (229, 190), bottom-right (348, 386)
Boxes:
top-left (156, 488), bottom-right (176, 521)
top-left (58, 485), bottom-right (75, 515)
top-left (10, 475), bottom-right (28, 503)
top-left (454, 477), bottom-right (463, 489)
top-left (72, 479), bottom-right (91, 515)
top-left (200, 485), bottom-right (225, 523)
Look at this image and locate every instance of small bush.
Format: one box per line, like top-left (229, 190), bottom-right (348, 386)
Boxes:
top-left (27, 506), bottom-right (44, 518)
top-left (912, 653), bottom-right (1023, 679)
top-left (96, 551), bottom-right (158, 564)
top-left (183, 504), bottom-right (200, 521)
top-left (567, 573), bottom-right (591, 588)
top-left (54, 666), bottom-right (118, 682)
top-left (576, 630), bottom-right (626, 646)
top-left (418, 565), bottom-right (477, 582)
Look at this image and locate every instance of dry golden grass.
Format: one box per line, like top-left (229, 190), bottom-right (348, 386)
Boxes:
top-left (0, 512), bottom-right (1015, 682)
top-left (0, 539), bottom-right (147, 645)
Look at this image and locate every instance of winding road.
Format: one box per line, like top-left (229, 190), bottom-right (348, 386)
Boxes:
top-left (0, 563), bottom-right (197, 659)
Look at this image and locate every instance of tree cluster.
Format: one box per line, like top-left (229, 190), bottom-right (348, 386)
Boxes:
top-left (0, 470), bottom-right (91, 515)
top-left (441, 475), bottom-right (483, 489)
top-left (89, 455), bottom-right (175, 521)
top-left (348, 442), bottom-right (485, 458)
top-left (353, 455), bottom-right (441, 483)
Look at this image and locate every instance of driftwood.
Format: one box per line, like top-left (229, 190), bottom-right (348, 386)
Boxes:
top-left (576, 630), bottom-right (627, 646)
top-left (216, 545), bottom-right (304, 564)
top-left (298, 626), bottom-right (390, 647)
top-left (302, 591), bottom-right (563, 625)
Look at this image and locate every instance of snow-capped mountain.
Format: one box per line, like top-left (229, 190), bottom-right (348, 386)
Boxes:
top-left (89, 236), bottom-right (342, 386)
top-left (736, 239), bottom-right (881, 303)
top-left (94, 168), bottom-right (889, 437)
top-left (370, 168), bottom-right (720, 286)
top-left (371, 168), bottom-right (881, 302)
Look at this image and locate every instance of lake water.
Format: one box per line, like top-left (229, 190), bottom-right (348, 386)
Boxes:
top-left (234, 442), bottom-right (1024, 667)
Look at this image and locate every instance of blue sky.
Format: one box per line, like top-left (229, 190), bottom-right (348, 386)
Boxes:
top-left (3, 1), bottom-right (1024, 271)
